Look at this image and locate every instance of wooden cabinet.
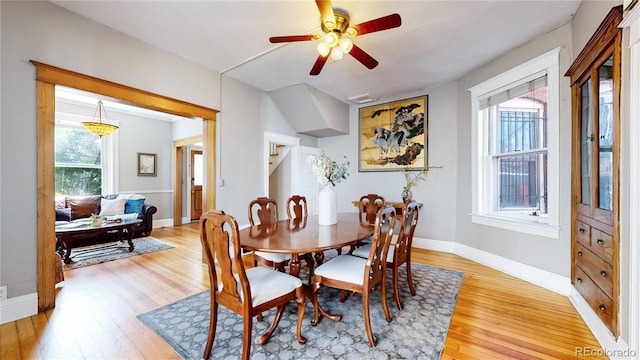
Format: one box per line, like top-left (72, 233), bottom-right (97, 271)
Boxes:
top-left (566, 6), bottom-right (622, 337)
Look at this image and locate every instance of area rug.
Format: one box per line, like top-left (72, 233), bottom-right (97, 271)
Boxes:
top-left (62, 237), bottom-right (174, 271)
top-left (137, 263), bottom-right (463, 360)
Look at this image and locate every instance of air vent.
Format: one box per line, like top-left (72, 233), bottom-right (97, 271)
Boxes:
top-left (347, 93), bottom-right (378, 104)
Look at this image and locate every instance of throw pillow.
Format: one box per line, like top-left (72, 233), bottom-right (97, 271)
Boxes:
top-left (99, 198), bottom-right (127, 216)
top-left (125, 198), bottom-right (145, 214)
top-left (55, 207), bottom-right (71, 221)
top-left (67, 195), bottom-right (102, 220)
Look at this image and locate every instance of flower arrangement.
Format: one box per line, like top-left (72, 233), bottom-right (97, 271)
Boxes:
top-left (308, 152), bottom-right (350, 187)
top-left (400, 165), bottom-right (443, 202)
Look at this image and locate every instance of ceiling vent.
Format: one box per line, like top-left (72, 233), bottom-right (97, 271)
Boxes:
top-left (347, 93), bottom-right (378, 104)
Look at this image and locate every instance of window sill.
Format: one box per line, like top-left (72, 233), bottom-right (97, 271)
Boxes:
top-left (471, 213), bottom-right (560, 239)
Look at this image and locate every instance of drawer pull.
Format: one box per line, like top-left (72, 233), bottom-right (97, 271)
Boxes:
top-left (579, 228), bottom-right (585, 233)
top-left (577, 251), bottom-right (583, 256)
top-left (599, 304), bottom-right (606, 312)
top-left (600, 270), bottom-right (607, 277)
top-left (576, 277), bottom-right (582, 283)
top-left (596, 239), bottom-right (604, 245)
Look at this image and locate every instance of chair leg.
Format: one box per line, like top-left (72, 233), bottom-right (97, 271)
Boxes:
top-left (392, 265), bottom-right (403, 310)
top-left (406, 261), bottom-right (416, 296)
top-left (202, 301), bottom-right (218, 360)
top-left (381, 275), bottom-right (392, 323)
top-left (258, 303), bottom-right (286, 345)
top-left (294, 288), bottom-right (307, 344)
top-left (362, 291), bottom-right (375, 347)
top-left (311, 280), bottom-right (321, 326)
top-left (241, 313), bottom-right (252, 360)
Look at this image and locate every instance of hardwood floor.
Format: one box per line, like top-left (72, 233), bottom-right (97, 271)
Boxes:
top-left (0, 223), bottom-right (606, 359)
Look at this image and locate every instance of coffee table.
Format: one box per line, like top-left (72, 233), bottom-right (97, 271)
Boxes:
top-left (55, 218), bottom-right (142, 264)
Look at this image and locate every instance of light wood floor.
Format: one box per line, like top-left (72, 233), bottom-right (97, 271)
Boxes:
top-left (0, 223), bottom-right (606, 359)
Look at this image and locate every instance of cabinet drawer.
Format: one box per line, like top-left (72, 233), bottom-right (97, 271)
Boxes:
top-left (590, 227), bottom-right (613, 262)
top-left (574, 267), bottom-right (614, 331)
top-left (575, 244), bottom-right (613, 295)
top-left (575, 221), bottom-right (590, 248)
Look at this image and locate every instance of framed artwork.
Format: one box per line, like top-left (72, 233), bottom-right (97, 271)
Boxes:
top-left (137, 152), bottom-right (157, 176)
top-left (358, 95), bottom-right (428, 172)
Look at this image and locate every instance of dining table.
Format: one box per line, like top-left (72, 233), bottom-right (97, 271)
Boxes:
top-left (239, 212), bottom-right (374, 278)
top-left (239, 212), bottom-right (374, 324)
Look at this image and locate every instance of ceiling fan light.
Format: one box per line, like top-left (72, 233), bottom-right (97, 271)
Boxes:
top-left (317, 42), bottom-right (331, 57)
top-left (339, 38), bottom-right (353, 53)
top-left (325, 32), bottom-right (339, 48)
top-left (331, 47), bottom-right (344, 61)
top-left (323, 20), bottom-right (336, 30)
top-left (345, 27), bottom-right (357, 37)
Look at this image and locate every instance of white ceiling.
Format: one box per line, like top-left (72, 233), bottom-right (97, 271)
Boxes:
top-left (49, 0), bottom-right (581, 104)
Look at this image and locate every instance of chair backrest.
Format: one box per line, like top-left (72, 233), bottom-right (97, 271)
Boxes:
top-left (359, 194), bottom-right (385, 225)
top-left (364, 206), bottom-right (396, 287)
top-left (248, 197), bottom-right (278, 226)
top-left (392, 201), bottom-right (419, 265)
top-left (199, 210), bottom-right (250, 310)
top-left (286, 195), bottom-right (308, 220)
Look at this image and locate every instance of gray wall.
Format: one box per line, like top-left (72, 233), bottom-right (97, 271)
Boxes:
top-left (321, 82), bottom-right (459, 244)
top-left (455, 22), bottom-right (574, 277)
top-left (0, 0), bottom-right (220, 298)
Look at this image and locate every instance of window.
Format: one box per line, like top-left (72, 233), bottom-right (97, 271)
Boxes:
top-left (469, 48), bottom-right (560, 239)
top-left (54, 121), bottom-right (116, 197)
top-left (55, 125), bottom-right (102, 196)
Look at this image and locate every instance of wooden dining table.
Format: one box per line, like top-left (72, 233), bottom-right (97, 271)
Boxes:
top-left (239, 212), bottom-right (374, 324)
top-left (239, 212), bottom-right (374, 278)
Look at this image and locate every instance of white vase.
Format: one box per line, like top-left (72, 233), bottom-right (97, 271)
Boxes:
top-left (318, 185), bottom-right (337, 225)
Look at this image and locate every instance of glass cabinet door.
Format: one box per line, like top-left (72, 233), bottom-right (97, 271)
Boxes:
top-left (598, 56), bottom-right (614, 212)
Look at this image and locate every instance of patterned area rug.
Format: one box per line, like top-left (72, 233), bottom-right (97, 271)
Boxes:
top-left (62, 237), bottom-right (174, 271)
top-left (138, 263), bottom-right (463, 359)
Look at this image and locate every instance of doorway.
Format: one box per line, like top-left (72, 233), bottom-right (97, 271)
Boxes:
top-left (190, 149), bottom-right (203, 221)
top-left (33, 61), bottom-right (218, 311)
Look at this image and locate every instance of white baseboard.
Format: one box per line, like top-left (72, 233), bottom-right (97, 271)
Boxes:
top-left (153, 218), bottom-right (174, 228)
top-left (412, 237), bottom-right (627, 355)
top-left (0, 292), bottom-right (38, 325)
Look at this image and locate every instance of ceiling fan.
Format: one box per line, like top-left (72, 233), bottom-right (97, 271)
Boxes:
top-left (269, 0), bottom-right (401, 75)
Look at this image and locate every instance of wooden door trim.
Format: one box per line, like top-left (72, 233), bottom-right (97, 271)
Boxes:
top-left (32, 60), bottom-right (218, 311)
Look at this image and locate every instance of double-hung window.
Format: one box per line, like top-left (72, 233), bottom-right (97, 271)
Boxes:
top-left (469, 48), bottom-right (560, 239)
top-left (54, 120), bottom-right (116, 197)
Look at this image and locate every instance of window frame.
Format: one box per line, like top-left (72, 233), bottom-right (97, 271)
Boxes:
top-left (469, 47), bottom-right (560, 239)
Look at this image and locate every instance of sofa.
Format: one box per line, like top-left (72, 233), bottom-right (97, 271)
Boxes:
top-left (55, 194), bottom-right (157, 244)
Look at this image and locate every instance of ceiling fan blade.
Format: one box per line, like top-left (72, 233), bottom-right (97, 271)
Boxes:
top-left (269, 35), bottom-right (317, 43)
top-left (353, 13), bottom-right (401, 36)
top-left (349, 44), bottom-right (379, 69)
top-left (315, 0), bottom-right (335, 25)
top-left (310, 55), bottom-right (329, 75)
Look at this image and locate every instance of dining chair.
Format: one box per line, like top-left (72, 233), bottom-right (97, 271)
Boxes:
top-left (352, 200), bottom-right (420, 310)
top-left (248, 197), bottom-right (291, 272)
top-left (311, 206), bottom-right (396, 347)
top-left (359, 193), bottom-right (386, 225)
top-left (199, 210), bottom-right (307, 360)
top-left (286, 195), bottom-right (316, 282)
top-left (286, 195), bottom-right (308, 220)
top-left (348, 193), bottom-right (386, 254)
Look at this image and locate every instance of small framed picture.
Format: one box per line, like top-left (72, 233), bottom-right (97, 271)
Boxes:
top-left (137, 153), bottom-right (157, 176)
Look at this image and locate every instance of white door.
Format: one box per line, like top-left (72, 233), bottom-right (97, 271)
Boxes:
top-left (294, 146), bottom-right (321, 216)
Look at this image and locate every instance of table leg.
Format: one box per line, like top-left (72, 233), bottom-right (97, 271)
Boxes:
top-left (58, 235), bottom-right (74, 264)
top-left (125, 225), bottom-right (135, 252)
top-left (288, 254), bottom-right (301, 278)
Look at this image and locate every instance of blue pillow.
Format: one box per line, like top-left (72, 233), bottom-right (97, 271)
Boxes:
top-left (125, 198), bottom-right (145, 214)
top-left (56, 207), bottom-right (71, 221)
